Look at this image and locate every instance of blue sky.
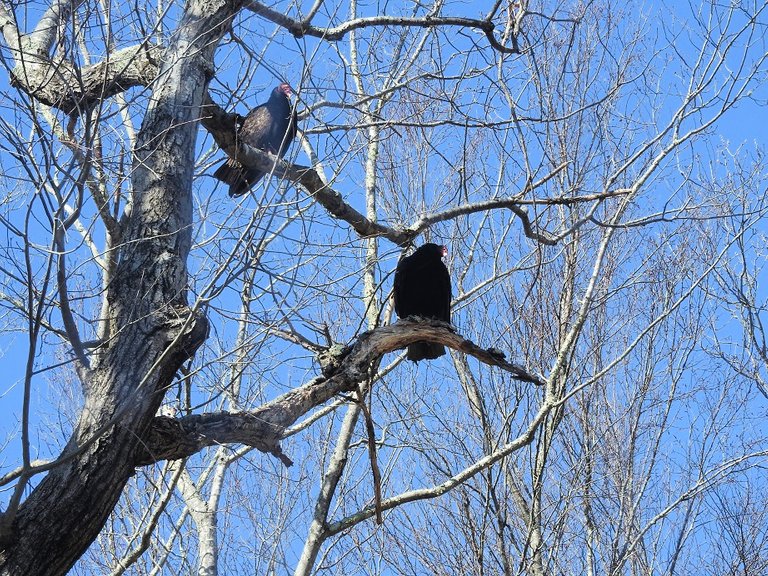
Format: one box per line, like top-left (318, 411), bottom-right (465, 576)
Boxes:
top-left (2, 0), bottom-right (768, 572)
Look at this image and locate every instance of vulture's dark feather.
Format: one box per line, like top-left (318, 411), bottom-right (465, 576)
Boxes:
top-left (214, 83), bottom-right (298, 197)
top-left (393, 243), bottom-right (452, 362)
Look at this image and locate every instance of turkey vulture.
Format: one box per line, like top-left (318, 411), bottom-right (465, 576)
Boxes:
top-left (213, 82), bottom-right (298, 197)
top-left (393, 243), bottom-right (452, 362)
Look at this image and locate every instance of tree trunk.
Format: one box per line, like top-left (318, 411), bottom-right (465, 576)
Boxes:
top-left (0, 0), bottom-right (234, 573)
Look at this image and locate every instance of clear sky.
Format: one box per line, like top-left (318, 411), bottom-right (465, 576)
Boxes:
top-left (2, 0), bottom-right (768, 572)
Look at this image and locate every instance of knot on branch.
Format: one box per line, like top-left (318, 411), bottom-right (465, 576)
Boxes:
top-left (316, 343), bottom-right (352, 378)
top-left (134, 415), bottom-right (188, 466)
top-left (161, 307), bottom-right (210, 365)
top-left (289, 21), bottom-right (311, 38)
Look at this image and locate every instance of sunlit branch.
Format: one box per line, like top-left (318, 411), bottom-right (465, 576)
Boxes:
top-left (0, 2), bottom-right (20, 54)
top-left (26, 0), bottom-right (81, 54)
top-left (244, 2), bottom-right (521, 54)
top-left (9, 42), bottom-right (161, 114)
top-left (324, 397), bottom-right (554, 536)
top-left (135, 319), bottom-right (543, 467)
top-left (106, 462), bottom-right (184, 576)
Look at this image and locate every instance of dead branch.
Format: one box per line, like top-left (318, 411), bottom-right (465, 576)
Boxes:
top-left (243, 2), bottom-right (521, 54)
top-left (135, 319), bottom-right (544, 467)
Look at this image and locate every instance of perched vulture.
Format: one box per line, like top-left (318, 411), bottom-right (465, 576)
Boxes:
top-left (214, 82), bottom-right (298, 197)
top-left (393, 243), bottom-right (452, 362)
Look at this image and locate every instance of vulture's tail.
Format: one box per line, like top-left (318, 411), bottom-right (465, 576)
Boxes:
top-left (407, 342), bottom-right (446, 362)
top-left (213, 159), bottom-right (264, 197)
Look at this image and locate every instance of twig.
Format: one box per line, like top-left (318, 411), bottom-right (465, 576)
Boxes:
top-left (356, 385), bottom-right (383, 524)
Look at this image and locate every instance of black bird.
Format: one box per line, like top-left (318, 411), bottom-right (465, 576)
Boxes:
top-left (393, 243), bottom-right (452, 362)
top-left (213, 82), bottom-right (298, 197)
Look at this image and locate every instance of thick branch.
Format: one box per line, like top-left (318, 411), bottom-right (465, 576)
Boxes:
top-left (10, 42), bottom-right (161, 114)
top-left (0, 2), bottom-right (20, 54)
top-left (0, 0), bottom-right (227, 570)
top-left (244, 2), bottom-right (520, 54)
top-left (136, 319), bottom-right (543, 467)
top-left (3, 0), bottom-right (160, 113)
top-left (26, 0), bottom-right (80, 56)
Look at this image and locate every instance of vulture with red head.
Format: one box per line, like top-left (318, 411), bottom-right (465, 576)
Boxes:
top-left (214, 82), bottom-right (298, 197)
top-left (394, 243), bottom-right (452, 362)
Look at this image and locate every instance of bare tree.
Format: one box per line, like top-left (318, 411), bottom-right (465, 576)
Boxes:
top-left (1, 0), bottom-right (767, 575)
